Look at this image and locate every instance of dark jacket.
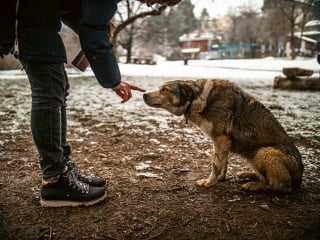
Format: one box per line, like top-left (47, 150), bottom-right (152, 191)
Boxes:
top-left (18, 0), bottom-right (66, 63)
top-left (0, 0), bottom-right (17, 57)
top-left (0, 0), bottom-right (121, 88)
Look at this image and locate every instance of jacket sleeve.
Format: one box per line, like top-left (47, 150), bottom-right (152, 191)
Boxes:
top-left (0, 0), bottom-right (17, 57)
top-left (77, 0), bottom-right (121, 88)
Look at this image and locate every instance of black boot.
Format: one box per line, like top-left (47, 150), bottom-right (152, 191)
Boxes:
top-left (66, 158), bottom-right (106, 187)
top-left (40, 168), bottom-right (107, 207)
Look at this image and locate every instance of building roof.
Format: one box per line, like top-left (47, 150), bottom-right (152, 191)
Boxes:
top-left (294, 31), bottom-right (320, 43)
top-left (181, 48), bottom-right (200, 53)
top-left (300, 36), bottom-right (317, 43)
top-left (179, 32), bottom-right (214, 42)
top-left (302, 31), bottom-right (320, 36)
top-left (305, 20), bottom-right (320, 27)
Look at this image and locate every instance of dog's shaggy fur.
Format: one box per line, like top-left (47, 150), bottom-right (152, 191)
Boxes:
top-left (143, 79), bottom-right (303, 192)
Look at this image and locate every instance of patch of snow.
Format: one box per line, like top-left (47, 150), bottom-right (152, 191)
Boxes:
top-left (135, 162), bottom-right (151, 170)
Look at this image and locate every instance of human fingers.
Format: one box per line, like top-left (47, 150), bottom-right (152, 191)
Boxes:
top-left (121, 83), bottom-right (132, 103)
top-left (112, 83), bottom-right (128, 101)
top-left (115, 90), bottom-right (126, 102)
top-left (112, 82), bottom-right (143, 103)
top-left (123, 83), bottom-right (133, 102)
top-left (120, 86), bottom-right (131, 103)
top-left (128, 84), bottom-right (146, 92)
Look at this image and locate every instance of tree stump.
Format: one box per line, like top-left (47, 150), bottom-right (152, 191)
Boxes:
top-left (274, 76), bottom-right (320, 90)
top-left (282, 67), bottom-right (313, 79)
top-left (274, 67), bottom-right (320, 91)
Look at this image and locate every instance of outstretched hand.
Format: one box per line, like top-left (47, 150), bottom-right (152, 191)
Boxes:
top-left (112, 82), bottom-right (146, 103)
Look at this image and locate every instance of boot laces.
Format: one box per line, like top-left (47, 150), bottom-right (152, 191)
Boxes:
top-left (65, 169), bottom-right (90, 194)
top-left (66, 160), bottom-right (92, 182)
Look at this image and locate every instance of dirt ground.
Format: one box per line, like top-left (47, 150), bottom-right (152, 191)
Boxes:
top-left (0, 74), bottom-right (320, 240)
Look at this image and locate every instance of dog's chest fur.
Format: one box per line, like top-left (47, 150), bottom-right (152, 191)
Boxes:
top-left (185, 81), bottom-right (215, 138)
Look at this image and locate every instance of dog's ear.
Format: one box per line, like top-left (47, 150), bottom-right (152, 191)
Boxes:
top-left (179, 81), bottom-right (198, 101)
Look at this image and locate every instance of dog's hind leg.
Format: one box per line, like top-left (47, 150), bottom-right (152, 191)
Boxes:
top-left (242, 147), bottom-right (293, 192)
top-left (197, 135), bottom-right (231, 187)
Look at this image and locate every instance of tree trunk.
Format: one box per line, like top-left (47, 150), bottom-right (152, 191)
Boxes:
top-left (111, 5), bottom-right (166, 60)
top-left (126, 34), bottom-right (133, 63)
top-left (274, 76), bottom-right (320, 91)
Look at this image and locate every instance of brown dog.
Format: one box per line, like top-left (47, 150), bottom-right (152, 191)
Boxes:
top-left (143, 79), bottom-right (303, 192)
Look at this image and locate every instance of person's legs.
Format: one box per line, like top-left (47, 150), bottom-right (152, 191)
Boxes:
top-left (61, 70), bottom-right (106, 187)
top-left (25, 62), bottom-right (106, 207)
top-left (61, 70), bottom-right (72, 159)
top-left (26, 62), bottom-right (66, 179)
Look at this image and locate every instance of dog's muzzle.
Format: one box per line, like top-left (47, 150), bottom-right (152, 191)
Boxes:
top-left (143, 93), bottom-right (149, 103)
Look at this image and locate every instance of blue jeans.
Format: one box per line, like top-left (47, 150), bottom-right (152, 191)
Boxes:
top-left (24, 62), bottom-right (71, 179)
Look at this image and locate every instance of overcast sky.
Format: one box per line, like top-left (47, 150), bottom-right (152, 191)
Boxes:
top-left (191, 0), bottom-right (264, 17)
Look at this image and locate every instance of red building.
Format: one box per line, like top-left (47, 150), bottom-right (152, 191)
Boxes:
top-left (179, 32), bottom-right (214, 59)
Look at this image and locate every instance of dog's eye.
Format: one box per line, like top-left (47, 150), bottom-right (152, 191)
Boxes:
top-left (162, 87), bottom-right (169, 93)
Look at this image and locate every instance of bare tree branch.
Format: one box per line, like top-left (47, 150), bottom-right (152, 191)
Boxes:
top-left (112, 5), bottom-right (167, 45)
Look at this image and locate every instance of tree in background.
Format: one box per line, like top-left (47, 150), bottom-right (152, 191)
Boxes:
top-left (199, 8), bottom-right (229, 43)
top-left (262, 0), bottom-right (314, 59)
top-left (200, 8), bottom-right (210, 19)
top-left (165, 0), bottom-right (199, 59)
top-left (138, 0), bottom-right (199, 59)
top-left (226, 7), bottom-right (261, 42)
top-left (111, 0), bottom-right (199, 61)
top-left (134, 13), bottom-right (169, 58)
top-left (2, 0), bottom-right (318, 70)
top-left (258, 6), bottom-right (289, 57)
top-left (286, 0), bottom-right (320, 19)
top-left (113, 0), bottom-right (167, 63)
top-left (237, 7), bottom-right (262, 58)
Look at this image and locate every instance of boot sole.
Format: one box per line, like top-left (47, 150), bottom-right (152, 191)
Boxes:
top-left (40, 192), bottom-right (107, 207)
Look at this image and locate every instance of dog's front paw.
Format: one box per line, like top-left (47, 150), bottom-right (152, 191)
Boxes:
top-left (197, 178), bottom-right (214, 187)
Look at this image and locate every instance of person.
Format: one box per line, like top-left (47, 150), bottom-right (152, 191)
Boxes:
top-left (0, 0), bottom-right (181, 207)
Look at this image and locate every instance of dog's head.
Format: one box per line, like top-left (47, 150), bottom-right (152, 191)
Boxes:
top-left (143, 80), bottom-right (200, 116)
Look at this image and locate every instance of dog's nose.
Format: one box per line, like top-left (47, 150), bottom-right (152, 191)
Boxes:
top-left (143, 93), bottom-right (148, 101)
